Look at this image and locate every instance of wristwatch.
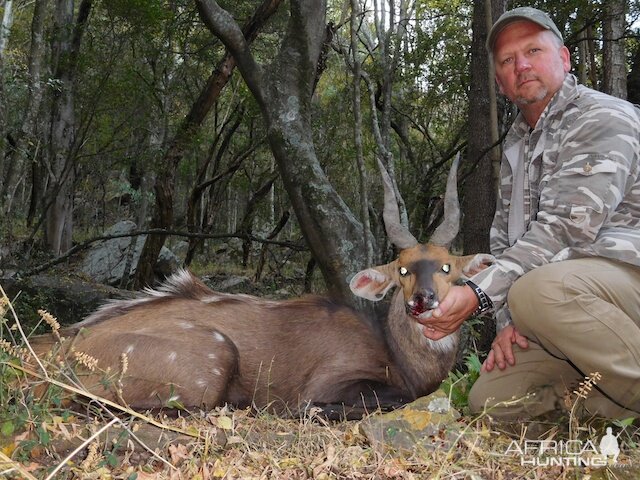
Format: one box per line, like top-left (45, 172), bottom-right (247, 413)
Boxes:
top-left (465, 280), bottom-right (493, 316)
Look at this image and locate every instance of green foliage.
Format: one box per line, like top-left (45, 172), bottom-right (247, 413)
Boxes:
top-left (0, 352), bottom-right (66, 460)
top-left (440, 352), bottom-right (482, 410)
top-left (104, 0), bottom-right (172, 30)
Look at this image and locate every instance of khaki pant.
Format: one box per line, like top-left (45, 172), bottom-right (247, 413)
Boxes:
top-left (469, 258), bottom-right (640, 419)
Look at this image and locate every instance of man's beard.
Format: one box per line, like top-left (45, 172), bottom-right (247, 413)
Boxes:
top-left (514, 85), bottom-right (549, 106)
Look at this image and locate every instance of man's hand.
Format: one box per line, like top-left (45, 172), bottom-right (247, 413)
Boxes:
top-left (482, 325), bottom-right (529, 372)
top-left (419, 284), bottom-right (478, 340)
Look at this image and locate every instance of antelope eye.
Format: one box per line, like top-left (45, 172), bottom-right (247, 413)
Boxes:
top-left (399, 267), bottom-right (409, 277)
top-left (441, 264), bottom-right (451, 274)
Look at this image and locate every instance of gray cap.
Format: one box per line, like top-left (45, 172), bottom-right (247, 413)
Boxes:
top-left (486, 7), bottom-right (563, 52)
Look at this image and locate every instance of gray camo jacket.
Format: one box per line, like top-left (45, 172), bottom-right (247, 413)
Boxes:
top-left (471, 74), bottom-right (640, 329)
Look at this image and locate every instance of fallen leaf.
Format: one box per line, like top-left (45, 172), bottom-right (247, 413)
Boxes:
top-left (168, 443), bottom-right (190, 465)
top-left (216, 416), bottom-right (233, 430)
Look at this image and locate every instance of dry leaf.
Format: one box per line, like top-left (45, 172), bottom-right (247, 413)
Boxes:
top-left (216, 416), bottom-right (233, 430)
top-left (135, 471), bottom-right (162, 480)
top-left (168, 443), bottom-right (190, 465)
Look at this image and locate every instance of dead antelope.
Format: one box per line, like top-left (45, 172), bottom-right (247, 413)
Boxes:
top-left (31, 156), bottom-right (493, 417)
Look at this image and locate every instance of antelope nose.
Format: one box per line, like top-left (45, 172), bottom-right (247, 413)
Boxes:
top-left (420, 289), bottom-right (437, 305)
top-left (408, 290), bottom-right (438, 312)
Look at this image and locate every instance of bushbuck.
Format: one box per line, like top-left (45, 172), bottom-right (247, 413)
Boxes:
top-left (31, 156), bottom-right (493, 417)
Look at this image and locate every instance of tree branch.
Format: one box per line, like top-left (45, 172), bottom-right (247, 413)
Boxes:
top-left (18, 229), bottom-right (307, 278)
top-left (195, 0), bottom-right (276, 109)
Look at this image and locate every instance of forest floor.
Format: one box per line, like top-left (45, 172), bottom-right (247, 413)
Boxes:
top-left (1, 396), bottom-right (639, 479)
top-left (1, 342), bottom-right (639, 480)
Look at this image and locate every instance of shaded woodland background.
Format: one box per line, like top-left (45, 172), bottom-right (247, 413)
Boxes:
top-left (0, 0), bottom-right (638, 312)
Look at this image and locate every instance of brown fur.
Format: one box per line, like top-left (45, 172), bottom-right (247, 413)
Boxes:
top-left (30, 272), bottom-right (408, 415)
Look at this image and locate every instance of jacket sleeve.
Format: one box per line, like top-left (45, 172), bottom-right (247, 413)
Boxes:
top-left (471, 106), bottom-right (640, 309)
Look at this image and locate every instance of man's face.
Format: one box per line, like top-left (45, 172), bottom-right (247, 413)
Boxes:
top-left (493, 21), bottom-right (570, 112)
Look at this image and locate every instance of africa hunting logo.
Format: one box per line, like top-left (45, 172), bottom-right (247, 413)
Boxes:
top-left (505, 425), bottom-right (625, 467)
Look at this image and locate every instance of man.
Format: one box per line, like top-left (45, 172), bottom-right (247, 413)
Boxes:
top-left (422, 7), bottom-right (640, 419)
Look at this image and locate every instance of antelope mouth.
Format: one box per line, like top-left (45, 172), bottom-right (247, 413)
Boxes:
top-left (406, 302), bottom-right (439, 320)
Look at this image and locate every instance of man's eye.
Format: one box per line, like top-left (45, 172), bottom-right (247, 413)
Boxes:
top-left (399, 267), bottom-right (409, 277)
top-left (441, 264), bottom-right (451, 274)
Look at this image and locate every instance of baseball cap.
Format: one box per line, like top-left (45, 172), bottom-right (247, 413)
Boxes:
top-left (486, 7), bottom-right (563, 52)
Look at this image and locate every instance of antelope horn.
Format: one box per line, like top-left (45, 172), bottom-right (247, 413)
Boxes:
top-left (429, 153), bottom-right (461, 248)
top-left (378, 159), bottom-right (418, 249)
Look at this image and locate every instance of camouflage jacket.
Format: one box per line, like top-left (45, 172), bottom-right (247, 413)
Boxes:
top-left (471, 74), bottom-right (640, 328)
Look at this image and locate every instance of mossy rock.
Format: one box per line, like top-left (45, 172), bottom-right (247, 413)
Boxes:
top-left (1, 274), bottom-right (134, 332)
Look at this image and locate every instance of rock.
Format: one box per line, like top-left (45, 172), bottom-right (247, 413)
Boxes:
top-left (213, 275), bottom-right (251, 292)
top-left (81, 221), bottom-right (179, 285)
top-left (0, 274), bottom-right (134, 327)
top-left (358, 390), bottom-right (462, 455)
top-left (169, 240), bottom-right (190, 261)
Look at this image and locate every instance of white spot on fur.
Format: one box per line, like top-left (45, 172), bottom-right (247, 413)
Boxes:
top-left (125, 344), bottom-right (135, 354)
top-left (213, 368), bottom-right (221, 376)
top-left (149, 390), bottom-right (157, 398)
top-left (168, 351), bottom-right (177, 362)
top-left (213, 332), bottom-right (225, 342)
top-left (179, 321), bottom-right (194, 329)
top-left (196, 379), bottom-right (207, 388)
top-left (207, 353), bottom-right (216, 360)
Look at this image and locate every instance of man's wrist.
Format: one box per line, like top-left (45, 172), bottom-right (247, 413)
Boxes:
top-left (465, 280), bottom-right (493, 316)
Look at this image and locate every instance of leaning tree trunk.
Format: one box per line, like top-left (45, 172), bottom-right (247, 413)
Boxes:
top-left (603, 0), bottom-right (627, 99)
top-left (461, 0), bottom-right (505, 255)
top-left (133, 0), bottom-right (283, 288)
top-left (196, 0), bottom-right (369, 304)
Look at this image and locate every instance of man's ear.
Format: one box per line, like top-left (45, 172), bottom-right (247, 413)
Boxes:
top-left (453, 254), bottom-right (496, 278)
top-left (349, 263), bottom-right (397, 301)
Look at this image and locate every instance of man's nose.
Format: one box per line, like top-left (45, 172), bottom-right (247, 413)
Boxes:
top-left (514, 55), bottom-right (531, 73)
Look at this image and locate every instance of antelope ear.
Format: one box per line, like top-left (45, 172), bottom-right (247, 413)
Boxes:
top-left (349, 266), bottom-right (396, 301)
top-left (455, 254), bottom-right (496, 278)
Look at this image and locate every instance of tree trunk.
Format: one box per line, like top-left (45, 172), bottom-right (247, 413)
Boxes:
top-left (627, 45), bottom-right (640, 104)
top-left (44, 0), bottom-right (92, 255)
top-left (238, 173), bottom-right (278, 267)
top-left (603, 0), bottom-right (627, 99)
top-left (2, 0), bottom-right (47, 213)
top-left (0, 0), bottom-right (14, 206)
top-left (577, 28), bottom-right (588, 86)
top-left (587, 24), bottom-right (599, 90)
top-left (196, 0), bottom-right (370, 303)
top-left (462, 0), bottom-right (505, 255)
top-left (350, 0), bottom-right (372, 266)
top-left (133, 0), bottom-right (283, 288)
top-left (0, 0), bottom-right (13, 56)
